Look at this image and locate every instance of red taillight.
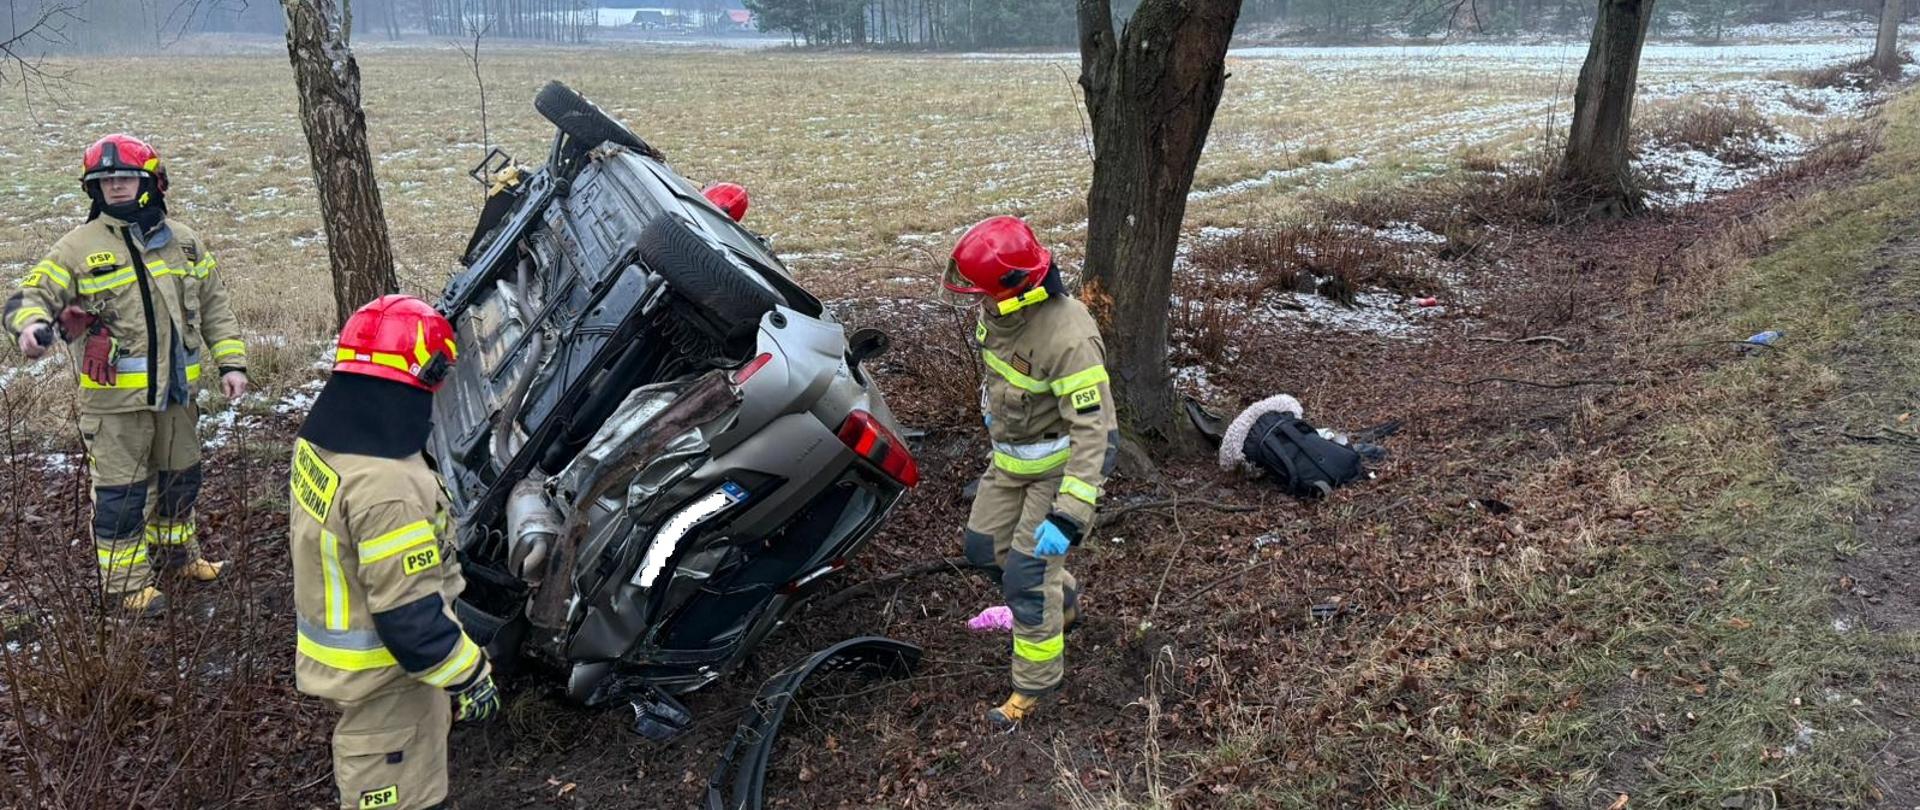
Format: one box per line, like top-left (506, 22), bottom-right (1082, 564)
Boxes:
top-left (732, 352), bottom-right (773, 385)
top-left (836, 410), bottom-right (920, 488)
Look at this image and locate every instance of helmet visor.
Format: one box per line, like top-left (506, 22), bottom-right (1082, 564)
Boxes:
top-left (942, 257), bottom-right (992, 296)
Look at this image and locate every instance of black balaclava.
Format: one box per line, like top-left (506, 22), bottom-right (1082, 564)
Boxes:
top-left (297, 372), bottom-right (436, 459)
top-left (1040, 259), bottom-right (1068, 299)
top-left (87, 176), bottom-right (168, 239)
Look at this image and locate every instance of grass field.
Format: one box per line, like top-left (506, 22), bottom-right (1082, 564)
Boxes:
top-left (0, 40), bottom-right (1884, 413)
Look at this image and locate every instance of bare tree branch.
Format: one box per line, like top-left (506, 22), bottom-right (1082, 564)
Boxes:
top-left (451, 14), bottom-right (495, 155)
top-left (0, 0), bottom-right (79, 109)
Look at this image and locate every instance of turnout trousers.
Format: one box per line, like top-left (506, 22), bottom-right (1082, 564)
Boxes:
top-left (80, 401), bottom-right (203, 595)
top-left (327, 681), bottom-right (452, 810)
top-left (963, 465), bottom-right (1081, 696)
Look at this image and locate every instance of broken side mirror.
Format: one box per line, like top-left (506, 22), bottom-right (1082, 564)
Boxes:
top-left (848, 327), bottom-right (890, 382)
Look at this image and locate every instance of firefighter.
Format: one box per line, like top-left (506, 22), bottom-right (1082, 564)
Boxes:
top-left (291, 295), bottom-right (499, 810)
top-left (946, 215), bottom-right (1117, 727)
top-left (4, 133), bottom-right (247, 617)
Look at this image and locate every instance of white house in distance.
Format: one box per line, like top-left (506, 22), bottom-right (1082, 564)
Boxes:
top-left (594, 4), bottom-right (754, 31)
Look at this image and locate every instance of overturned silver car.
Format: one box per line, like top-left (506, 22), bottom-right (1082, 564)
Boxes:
top-left (432, 82), bottom-right (919, 709)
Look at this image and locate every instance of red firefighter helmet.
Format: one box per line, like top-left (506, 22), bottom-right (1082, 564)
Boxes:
top-left (81, 134), bottom-right (168, 193)
top-left (332, 295), bottom-right (459, 392)
top-left (703, 182), bottom-right (750, 222)
top-left (944, 215), bottom-right (1052, 300)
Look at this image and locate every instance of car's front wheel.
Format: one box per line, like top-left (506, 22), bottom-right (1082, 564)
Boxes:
top-left (535, 80), bottom-right (664, 161)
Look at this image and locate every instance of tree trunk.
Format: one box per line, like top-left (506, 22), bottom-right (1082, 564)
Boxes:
top-left (282, 0), bottom-right (400, 327)
top-left (1875, 0), bottom-right (1902, 77)
top-left (1561, 0), bottom-right (1655, 218)
top-left (1077, 0), bottom-right (1240, 444)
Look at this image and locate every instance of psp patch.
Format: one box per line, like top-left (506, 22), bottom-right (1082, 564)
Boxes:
top-left (85, 252), bottom-right (116, 269)
top-left (402, 545), bottom-right (441, 576)
top-left (358, 785), bottom-right (399, 809)
top-left (1070, 387), bottom-right (1103, 414)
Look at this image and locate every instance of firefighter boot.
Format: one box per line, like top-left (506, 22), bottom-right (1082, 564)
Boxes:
top-left (120, 586), bottom-right (169, 618)
top-left (180, 558), bottom-right (225, 583)
top-left (987, 692), bottom-right (1047, 728)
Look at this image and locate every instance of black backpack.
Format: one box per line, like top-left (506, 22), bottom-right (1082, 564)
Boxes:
top-left (1245, 412), bottom-right (1367, 499)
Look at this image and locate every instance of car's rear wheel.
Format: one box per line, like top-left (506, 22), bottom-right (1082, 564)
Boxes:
top-left (535, 80), bottom-right (664, 161)
top-left (638, 215), bottom-right (783, 351)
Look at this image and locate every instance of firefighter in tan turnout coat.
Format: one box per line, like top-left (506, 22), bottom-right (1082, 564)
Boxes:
top-left (946, 216), bottom-right (1118, 727)
top-left (291, 295), bottom-right (499, 810)
top-left (4, 134), bottom-right (248, 616)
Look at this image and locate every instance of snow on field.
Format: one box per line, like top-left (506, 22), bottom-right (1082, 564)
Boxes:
top-left (1639, 77), bottom-right (1880, 120)
top-left (1638, 130), bottom-right (1810, 209)
top-left (1190, 156), bottom-right (1367, 202)
top-left (960, 42), bottom-right (1866, 75)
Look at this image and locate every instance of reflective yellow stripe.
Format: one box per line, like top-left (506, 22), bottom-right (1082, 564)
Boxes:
top-left (1050, 365), bottom-right (1109, 397)
top-left (147, 262), bottom-right (185, 279)
top-left (1013, 634), bottom-right (1064, 663)
top-left (420, 637), bottom-right (481, 687)
top-left (321, 531), bottom-right (349, 631)
top-left (297, 630), bottom-right (398, 671)
top-left (994, 448), bottom-right (1071, 475)
top-left (191, 254), bottom-right (216, 278)
top-left (32, 260), bottom-right (71, 289)
top-left (336, 346), bottom-right (414, 374)
top-left (9, 306), bottom-right (49, 331)
top-left (77, 267), bottom-right (137, 294)
top-left (212, 339), bottom-right (245, 359)
top-left (1060, 476), bottom-right (1100, 506)
top-left (77, 363), bottom-right (201, 390)
top-left (982, 350), bottom-right (1049, 393)
top-left (97, 545), bottom-right (148, 570)
top-left (358, 520), bottom-right (437, 563)
top-left (144, 522), bottom-right (196, 546)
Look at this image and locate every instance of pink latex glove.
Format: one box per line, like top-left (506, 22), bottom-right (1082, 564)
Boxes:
top-left (967, 605), bottom-right (1014, 633)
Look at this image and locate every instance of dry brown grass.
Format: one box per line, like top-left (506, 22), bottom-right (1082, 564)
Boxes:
top-left (0, 45), bottom-right (1858, 428)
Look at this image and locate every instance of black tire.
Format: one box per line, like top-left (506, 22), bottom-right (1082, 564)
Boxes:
top-left (534, 80), bottom-right (664, 161)
top-left (638, 215), bottom-right (783, 346)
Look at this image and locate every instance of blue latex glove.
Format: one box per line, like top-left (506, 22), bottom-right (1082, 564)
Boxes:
top-left (1033, 519), bottom-right (1070, 557)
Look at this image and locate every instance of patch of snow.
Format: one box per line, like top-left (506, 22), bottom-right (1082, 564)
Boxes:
top-left (1782, 723), bottom-right (1817, 758)
top-left (1636, 130), bottom-right (1807, 210)
top-left (276, 379), bottom-right (324, 416)
top-left (0, 356), bottom-right (58, 393)
top-left (1256, 289), bottom-right (1433, 339)
top-left (1190, 156), bottom-right (1366, 202)
top-left (1832, 617), bottom-right (1854, 633)
top-left (35, 452), bottom-right (78, 474)
top-left (1364, 221), bottom-right (1449, 245)
top-left (1171, 364), bottom-right (1219, 400)
top-left (199, 405), bottom-right (240, 451)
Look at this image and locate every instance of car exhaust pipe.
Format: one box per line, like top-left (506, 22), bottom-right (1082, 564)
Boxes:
top-left (493, 256), bottom-right (544, 469)
top-left (507, 475), bottom-right (562, 585)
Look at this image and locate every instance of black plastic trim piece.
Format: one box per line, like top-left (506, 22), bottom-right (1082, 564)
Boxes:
top-left (704, 636), bottom-right (922, 810)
